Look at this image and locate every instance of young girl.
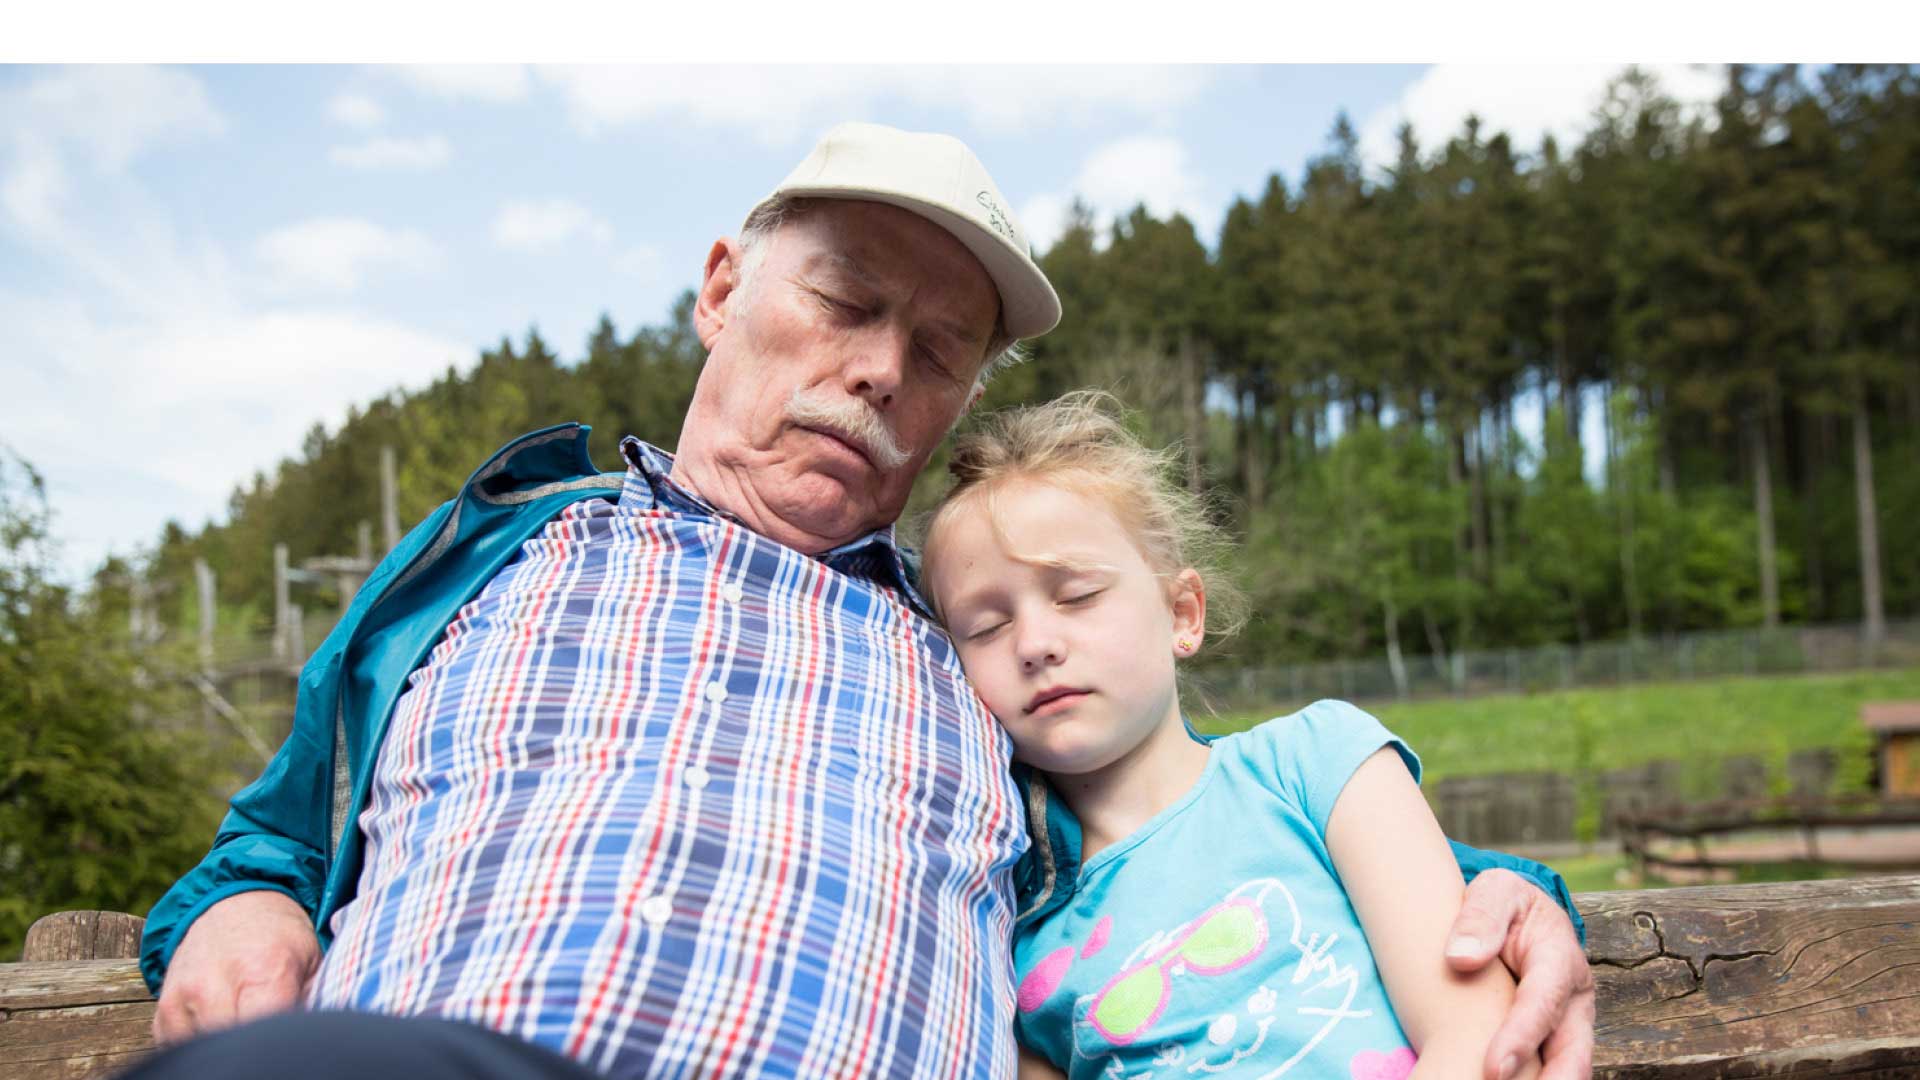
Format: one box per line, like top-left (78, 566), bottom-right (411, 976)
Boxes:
top-left (919, 392), bottom-right (1542, 1080)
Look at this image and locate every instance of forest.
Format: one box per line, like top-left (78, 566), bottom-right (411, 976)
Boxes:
top-left (121, 65), bottom-right (1915, 673)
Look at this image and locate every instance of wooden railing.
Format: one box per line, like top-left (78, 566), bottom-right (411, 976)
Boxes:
top-left (5, 877), bottom-right (1919, 1077)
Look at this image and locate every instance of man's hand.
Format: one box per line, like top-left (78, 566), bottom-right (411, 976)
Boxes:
top-left (1444, 868), bottom-right (1596, 1080)
top-left (152, 890), bottom-right (321, 1045)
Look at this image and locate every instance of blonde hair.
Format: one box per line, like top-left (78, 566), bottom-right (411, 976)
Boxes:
top-left (921, 390), bottom-right (1247, 645)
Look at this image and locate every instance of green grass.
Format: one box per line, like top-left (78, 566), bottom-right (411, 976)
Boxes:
top-left (1543, 852), bottom-right (1861, 894)
top-left (1198, 667), bottom-right (1920, 792)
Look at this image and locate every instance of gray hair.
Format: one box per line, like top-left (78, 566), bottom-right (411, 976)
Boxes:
top-left (736, 196), bottom-right (1029, 393)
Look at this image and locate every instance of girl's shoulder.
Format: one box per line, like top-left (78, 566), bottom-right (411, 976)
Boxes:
top-left (1224, 699), bottom-right (1402, 757)
top-left (1216, 700), bottom-right (1422, 830)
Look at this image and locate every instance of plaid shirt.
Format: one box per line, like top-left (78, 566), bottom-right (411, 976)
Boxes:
top-left (308, 437), bottom-right (1027, 1078)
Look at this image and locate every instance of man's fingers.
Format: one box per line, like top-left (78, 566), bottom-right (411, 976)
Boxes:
top-left (154, 981), bottom-right (231, 1046)
top-left (1537, 978), bottom-right (1597, 1080)
top-left (1480, 939), bottom-right (1578, 1080)
top-left (1448, 868), bottom-right (1528, 972)
top-left (232, 971), bottom-right (304, 1024)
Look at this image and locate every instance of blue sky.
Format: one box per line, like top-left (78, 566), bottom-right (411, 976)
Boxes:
top-left (0, 63), bottom-right (1729, 580)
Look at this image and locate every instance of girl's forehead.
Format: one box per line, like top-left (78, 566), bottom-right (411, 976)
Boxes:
top-left (957, 479), bottom-right (1139, 567)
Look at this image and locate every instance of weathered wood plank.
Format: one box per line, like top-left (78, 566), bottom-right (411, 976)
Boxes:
top-left (2, 877), bottom-right (1917, 1077)
top-left (0, 1001), bottom-right (157, 1080)
top-left (0, 959), bottom-right (154, 1011)
top-left (1578, 876), bottom-right (1920, 1077)
top-left (22, 912), bottom-right (146, 963)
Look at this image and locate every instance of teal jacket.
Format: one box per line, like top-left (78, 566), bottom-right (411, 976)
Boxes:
top-left (141, 423), bottom-right (1582, 995)
top-left (140, 424), bottom-right (624, 993)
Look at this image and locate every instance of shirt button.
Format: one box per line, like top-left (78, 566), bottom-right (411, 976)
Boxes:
top-left (720, 582), bottom-right (744, 604)
top-left (704, 681), bottom-right (727, 704)
top-left (640, 894), bottom-right (673, 927)
top-left (683, 765), bottom-right (711, 790)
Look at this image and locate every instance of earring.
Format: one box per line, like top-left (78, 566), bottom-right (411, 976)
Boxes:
top-left (1176, 638), bottom-right (1195, 654)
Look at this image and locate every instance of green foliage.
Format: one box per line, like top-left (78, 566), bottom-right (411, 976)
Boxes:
top-left (0, 452), bottom-right (224, 960)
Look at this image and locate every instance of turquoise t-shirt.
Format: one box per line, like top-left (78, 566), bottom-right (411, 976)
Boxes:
top-left (1012, 700), bottom-right (1426, 1080)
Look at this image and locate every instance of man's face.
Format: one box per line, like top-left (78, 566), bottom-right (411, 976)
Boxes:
top-left (675, 200), bottom-right (1001, 554)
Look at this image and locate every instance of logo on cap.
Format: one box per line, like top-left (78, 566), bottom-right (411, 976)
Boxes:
top-left (976, 191), bottom-right (1016, 244)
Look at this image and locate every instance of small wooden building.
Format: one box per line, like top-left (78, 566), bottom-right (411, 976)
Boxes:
top-left (1864, 700), bottom-right (1920, 797)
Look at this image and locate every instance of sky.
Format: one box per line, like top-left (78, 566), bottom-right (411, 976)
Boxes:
top-left (0, 62), bottom-right (1732, 581)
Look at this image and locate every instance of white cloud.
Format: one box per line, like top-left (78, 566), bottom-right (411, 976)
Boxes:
top-left (1355, 63), bottom-right (1726, 174)
top-left (1018, 135), bottom-right (1215, 250)
top-left (612, 243), bottom-right (663, 282)
top-left (0, 65), bottom-right (225, 174)
top-left (256, 218), bottom-right (441, 294)
top-left (1, 289), bottom-right (471, 577)
top-left (491, 199), bottom-right (613, 253)
top-left (327, 92), bottom-right (385, 130)
top-left (394, 64), bottom-right (530, 103)
top-left (529, 64), bottom-right (1212, 143)
top-left (328, 134), bottom-right (451, 171)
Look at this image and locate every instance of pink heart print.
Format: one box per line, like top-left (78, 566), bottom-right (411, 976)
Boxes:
top-left (1350, 1047), bottom-right (1416, 1080)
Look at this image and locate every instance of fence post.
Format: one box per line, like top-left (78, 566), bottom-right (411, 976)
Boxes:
top-left (273, 542), bottom-right (291, 660)
top-left (381, 445), bottom-right (400, 554)
top-left (194, 558), bottom-right (216, 671)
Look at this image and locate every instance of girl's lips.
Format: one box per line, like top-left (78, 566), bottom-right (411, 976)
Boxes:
top-left (1026, 688), bottom-right (1091, 716)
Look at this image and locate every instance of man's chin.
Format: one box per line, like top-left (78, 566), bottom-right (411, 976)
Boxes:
top-left (761, 479), bottom-right (892, 551)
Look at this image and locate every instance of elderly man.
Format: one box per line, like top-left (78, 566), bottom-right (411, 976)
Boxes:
top-left (135, 123), bottom-right (1593, 1080)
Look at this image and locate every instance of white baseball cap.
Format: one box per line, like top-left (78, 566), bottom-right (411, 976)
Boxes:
top-left (745, 121), bottom-right (1063, 340)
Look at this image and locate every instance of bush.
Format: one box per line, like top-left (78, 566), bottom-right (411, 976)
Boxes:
top-left (0, 452), bottom-right (223, 959)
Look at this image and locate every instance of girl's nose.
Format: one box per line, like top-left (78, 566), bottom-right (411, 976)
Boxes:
top-left (1016, 625), bottom-right (1064, 672)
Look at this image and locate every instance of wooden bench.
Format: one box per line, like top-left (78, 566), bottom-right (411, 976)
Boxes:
top-left (5, 876), bottom-right (1918, 1077)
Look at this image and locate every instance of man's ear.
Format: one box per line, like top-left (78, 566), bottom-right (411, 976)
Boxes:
top-left (693, 237), bottom-right (743, 349)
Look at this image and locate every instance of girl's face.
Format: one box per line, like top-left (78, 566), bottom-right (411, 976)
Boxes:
top-left (927, 478), bottom-right (1205, 777)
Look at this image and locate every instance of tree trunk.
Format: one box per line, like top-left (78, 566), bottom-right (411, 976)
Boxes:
top-left (1383, 593), bottom-right (1409, 699)
top-left (1421, 606), bottom-right (1453, 686)
top-left (1800, 410), bottom-right (1828, 621)
top-left (1180, 336), bottom-right (1205, 494)
top-left (1245, 387), bottom-right (1267, 512)
top-left (1468, 418), bottom-right (1489, 580)
top-left (1611, 392), bottom-right (1642, 638)
top-left (1556, 306), bottom-right (1580, 447)
top-left (1852, 376), bottom-right (1886, 651)
top-left (1448, 429), bottom-right (1475, 652)
top-left (1747, 412), bottom-right (1781, 628)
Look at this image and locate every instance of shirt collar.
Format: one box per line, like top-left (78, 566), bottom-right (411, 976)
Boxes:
top-left (617, 435), bottom-right (933, 618)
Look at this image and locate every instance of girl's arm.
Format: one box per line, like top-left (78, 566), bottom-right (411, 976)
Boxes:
top-left (1017, 1043), bottom-right (1067, 1080)
top-left (1326, 748), bottom-right (1542, 1080)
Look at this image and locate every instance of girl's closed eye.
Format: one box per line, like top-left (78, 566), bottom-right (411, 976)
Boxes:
top-left (965, 618), bottom-right (1009, 643)
top-left (1059, 589), bottom-right (1104, 607)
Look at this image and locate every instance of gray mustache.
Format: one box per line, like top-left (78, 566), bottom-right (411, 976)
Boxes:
top-left (785, 389), bottom-right (910, 470)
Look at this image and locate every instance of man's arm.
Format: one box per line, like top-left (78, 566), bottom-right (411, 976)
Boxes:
top-left (1444, 845), bottom-right (1596, 1080)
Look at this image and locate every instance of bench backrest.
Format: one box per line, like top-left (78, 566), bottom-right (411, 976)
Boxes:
top-left (5, 876), bottom-right (1918, 1078)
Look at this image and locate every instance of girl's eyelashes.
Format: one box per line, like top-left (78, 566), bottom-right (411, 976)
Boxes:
top-left (964, 620), bottom-right (1008, 643)
top-left (1060, 588), bottom-right (1105, 607)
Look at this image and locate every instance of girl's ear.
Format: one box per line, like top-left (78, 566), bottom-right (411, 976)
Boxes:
top-left (1170, 568), bottom-right (1206, 658)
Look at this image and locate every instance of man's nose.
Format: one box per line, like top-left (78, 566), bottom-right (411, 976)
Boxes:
top-left (842, 321), bottom-right (911, 408)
